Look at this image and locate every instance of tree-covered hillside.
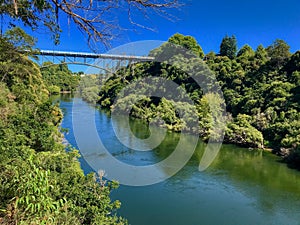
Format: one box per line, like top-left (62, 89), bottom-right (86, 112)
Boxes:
top-left (40, 62), bottom-right (81, 94)
top-left (0, 28), bottom-right (126, 224)
top-left (98, 33), bottom-right (300, 169)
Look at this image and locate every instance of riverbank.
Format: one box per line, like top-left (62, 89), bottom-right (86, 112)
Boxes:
top-left (76, 87), bottom-right (294, 166)
top-left (94, 33), bottom-right (299, 169)
top-left (0, 32), bottom-right (127, 224)
top-left (59, 96), bottom-right (300, 225)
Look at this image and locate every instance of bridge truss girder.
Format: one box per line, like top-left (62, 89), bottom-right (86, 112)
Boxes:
top-left (38, 55), bottom-right (135, 74)
top-left (35, 50), bottom-right (154, 74)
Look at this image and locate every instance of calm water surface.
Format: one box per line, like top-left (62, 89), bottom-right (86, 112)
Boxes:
top-left (58, 95), bottom-right (300, 225)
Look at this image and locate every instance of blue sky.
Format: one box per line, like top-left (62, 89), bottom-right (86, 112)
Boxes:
top-left (20, 0), bottom-right (300, 56)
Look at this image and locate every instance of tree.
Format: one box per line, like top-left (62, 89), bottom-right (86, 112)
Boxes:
top-left (219, 35), bottom-right (237, 59)
top-left (255, 45), bottom-right (268, 61)
top-left (237, 44), bottom-right (255, 71)
top-left (237, 44), bottom-right (255, 59)
top-left (167, 33), bottom-right (205, 58)
top-left (3, 27), bottom-right (36, 52)
top-left (283, 51), bottom-right (300, 76)
top-left (253, 44), bottom-right (268, 68)
top-left (0, 29), bottom-right (49, 103)
top-left (225, 114), bottom-right (264, 148)
top-left (266, 39), bottom-right (291, 68)
top-left (0, 0), bottom-right (181, 48)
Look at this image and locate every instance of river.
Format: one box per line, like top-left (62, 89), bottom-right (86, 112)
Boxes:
top-left (58, 95), bottom-right (300, 225)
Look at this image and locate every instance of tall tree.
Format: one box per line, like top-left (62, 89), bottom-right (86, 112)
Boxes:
top-left (219, 35), bottom-right (237, 59)
top-left (237, 44), bottom-right (255, 71)
top-left (266, 39), bottom-right (291, 68)
top-left (254, 45), bottom-right (268, 63)
top-left (237, 44), bottom-right (255, 58)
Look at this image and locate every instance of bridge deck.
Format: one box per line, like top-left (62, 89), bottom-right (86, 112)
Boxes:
top-left (38, 50), bottom-right (155, 61)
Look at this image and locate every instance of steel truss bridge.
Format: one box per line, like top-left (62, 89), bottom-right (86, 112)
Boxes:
top-left (34, 50), bottom-right (155, 73)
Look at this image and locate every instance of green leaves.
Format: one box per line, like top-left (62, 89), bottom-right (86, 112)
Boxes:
top-left (220, 35), bottom-right (237, 59)
top-left (0, 28), bottom-right (127, 224)
top-left (100, 33), bottom-right (299, 169)
top-left (0, 0), bottom-right (61, 44)
top-left (266, 39), bottom-right (291, 68)
top-left (167, 33), bottom-right (205, 58)
top-left (40, 62), bottom-right (80, 93)
top-left (14, 161), bottom-right (61, 217)
top-left (225, 114), bottom-right (264, 148)
top-left (4, 27), bottom-right (37, 52)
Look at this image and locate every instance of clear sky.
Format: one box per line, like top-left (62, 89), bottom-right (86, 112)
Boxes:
top-left (29, 0), bottom-right (300, 55)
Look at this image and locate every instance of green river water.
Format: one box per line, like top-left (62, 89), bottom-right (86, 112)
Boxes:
top-left (59, 95), bottom-right (300, 225)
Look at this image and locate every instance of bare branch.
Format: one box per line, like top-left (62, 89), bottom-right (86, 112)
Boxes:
top-left (13, 0), bottom-right (18, 14)
top-left (3, 0), bottom-right (182, 50)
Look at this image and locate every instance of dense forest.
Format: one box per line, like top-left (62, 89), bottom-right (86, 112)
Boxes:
top-left (0, 28), bottom-right (127, 224)
top-left (96, 33), bottom-right (300, 169)
top-left (40, 63), bottom-right (81, 94)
